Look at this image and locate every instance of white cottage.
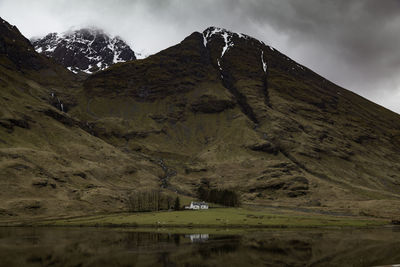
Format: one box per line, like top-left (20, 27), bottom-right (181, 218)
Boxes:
top-left (187, 201), bottom-right (209, 210)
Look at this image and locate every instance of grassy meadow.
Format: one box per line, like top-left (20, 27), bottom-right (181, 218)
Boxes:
top-left (36, 207), bottom-right (388, 229)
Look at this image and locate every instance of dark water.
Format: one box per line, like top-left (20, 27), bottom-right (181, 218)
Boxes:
top-left (0, 227), bottom-right (400, 267)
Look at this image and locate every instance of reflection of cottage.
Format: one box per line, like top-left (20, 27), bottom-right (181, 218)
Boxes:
top-left (185, 234), bottom-right (209, 242)
top-left (186, 201), bottom-right (209, 210)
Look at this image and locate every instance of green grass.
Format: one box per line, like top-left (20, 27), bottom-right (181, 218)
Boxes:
top-left (37, 207), bottom-right (387, 229)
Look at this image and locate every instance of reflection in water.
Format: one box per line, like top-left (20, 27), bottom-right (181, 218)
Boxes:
top-left (0, 227), bottom-right (400, 266)
top-left (185, 233), bottom-right (209, 242)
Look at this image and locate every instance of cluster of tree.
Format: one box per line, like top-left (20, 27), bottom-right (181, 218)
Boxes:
top-left (197, 186), bottom-right (240, 207)
top-left (128, 191), bottom-right (180, 212)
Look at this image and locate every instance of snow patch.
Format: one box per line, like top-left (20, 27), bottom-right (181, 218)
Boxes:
top-left (45, 45), bottom-right (56, 52)
top-left (261, 50), bottom-right (267, 73)
top-left (202, 32), bottom-right (208, 47)
top-left (82, 65), bottom-right (93, 74)
top-left (66, 66), bottom-right (78, 74)
top-left (220, 31), bottom-right (234, 58)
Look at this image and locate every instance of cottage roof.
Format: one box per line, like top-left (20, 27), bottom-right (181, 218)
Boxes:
top-left (191, 201), bottom-right (208, 205)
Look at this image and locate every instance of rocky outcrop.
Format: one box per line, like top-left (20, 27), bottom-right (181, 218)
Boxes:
top-left (248, 141), bottom-right (279, 155)
top-left (249, 176), bottom-right (309, 198)
top-left (190, 95), bottom-right (235, 113)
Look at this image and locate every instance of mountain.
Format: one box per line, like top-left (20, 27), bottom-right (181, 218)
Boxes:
top-left (0, 17), bottom-right (77, 85)
top-left (80, 26), bottom-right (400, 217)
top-left (0, 18), bottom-right (159, 220)
top-left (2, 19), bottom-right (400, 221)
top-left (32, 28), bottom-right (136, 74)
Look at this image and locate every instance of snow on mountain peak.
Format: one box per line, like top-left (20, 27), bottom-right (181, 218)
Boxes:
top-left (200, 27), bottom-right (307, 77)
top-left (203, 27), bottom-right (251, 45)
top-left (32, 28), bottom-right (136, 74)
top-left (202, 26), bottom-right (265, 58)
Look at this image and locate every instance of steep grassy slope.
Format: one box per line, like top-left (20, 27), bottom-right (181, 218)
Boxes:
top-left (0, 18), bottom-right (161, 221)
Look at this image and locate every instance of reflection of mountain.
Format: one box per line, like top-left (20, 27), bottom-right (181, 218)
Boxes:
top-left (1, 228), bottom-right (400, 266)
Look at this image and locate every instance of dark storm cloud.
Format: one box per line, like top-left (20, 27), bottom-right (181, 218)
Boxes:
top-left (1, 0), bottom-right (399, 112)
top-left (237, 0), bottom-right (400, 110)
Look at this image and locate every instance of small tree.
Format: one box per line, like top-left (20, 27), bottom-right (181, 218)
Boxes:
top-left (166, 196), bottom-right (173, 210)
top-left (174, 196), bottom-right (181, 211)
top-left (196, 186), bottom-right (240, 207)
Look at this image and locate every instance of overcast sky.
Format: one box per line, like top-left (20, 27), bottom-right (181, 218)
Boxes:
top-left (1, 0), bottom-right (400, 113)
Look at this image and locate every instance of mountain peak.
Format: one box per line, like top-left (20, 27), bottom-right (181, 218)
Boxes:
top-left (32, 28), bottom-right (136, 74)
top-left (202, 26), bottom-right (275, 58)
top-left (203, 26), bottom-right (251, 40)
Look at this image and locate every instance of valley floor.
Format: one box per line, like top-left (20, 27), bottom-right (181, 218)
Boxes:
top-left (30, 207), bottom-right (388, 229)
